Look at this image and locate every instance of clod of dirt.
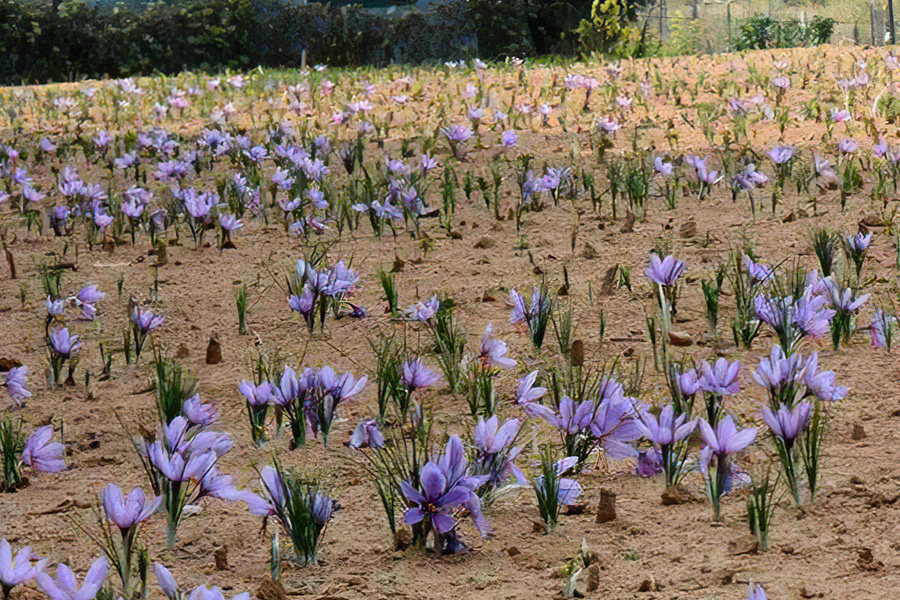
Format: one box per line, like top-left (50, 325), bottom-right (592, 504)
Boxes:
top-left (581, 242), bottom-right (598, 260)
top-left (0, 358), bottom-right (22, 371)
top-left (728, 535), bottom-right (758, 555)
top-left (570, 340), bottom-right (584, 367)
top-left (679, 221), bottom-right (697, 239)
top-left (474, 236), bottom-right (496, 249)
top-left (255, 577), bottom-right (286, 600)
top-left (595, 489), bottom-right (616, 524)
top-left (206, 335), bottom-right (222, 364)
top-left (620, 213), bottom-right (635, 233)
top-left (585, 564), bottom-right (600, 592)
top-left (661, 487), bottom-right (695, 505)
top-left (506, 546), bottom-right (521, 557)
top-left (637, 577), bottom-right (657, 592)
top-left (851, 423), bottom-right (866, 440)
top-left (214, 546), bottom-right (228, 570)
top-left (668, 331), bottom-right (694, 347)
top-left (175, 344), bottom-right (190, 359)
top-left (154, 243), bottom-right (168, 267)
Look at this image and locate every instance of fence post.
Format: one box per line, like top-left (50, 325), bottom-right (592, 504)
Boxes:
top-left (890, 0), bottom-right (897, 45)
top-left (854, 22), bottom-right (859, 45)
top-left (872, 2), bottom-right (878, 45)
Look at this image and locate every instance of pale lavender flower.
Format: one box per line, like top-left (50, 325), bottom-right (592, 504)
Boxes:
top-left (839, 138), bottom-right (858, 154)
top-left (644, 254), bottom-right (685, 287)
top-left (802, 353), bottom-right (847, 401)
top-left (0, 539), bottom-right (46, 592)
top-left (699, 358), bottom-right (741, 396)
top-left (349, 419), bottom-right (384, 449)
top-left (102, 484), bottom-right (161, 530)
top-left (698, 416), bottom-right (756, 472)
top-left (402, 358), bottom-right (442, 390)
top-left (2, 366), bottom-right (31, 407)
top-left (500, 130), bottom-right (518, 147)
top-left (516, 371), bottom-right (547, 404)
top-left (131, 308), bottom-right (164, 333)
top-left (768, 145), bottom-right (795, 164)
top-left (635, 405), bottom-right (696, 446)
top-left (761, 402), bottom-right (810, 441)
top-left (182, 395), bottom-right (219, 426)
top-left (49, 327), bottom-right (82, 357)
top-left (479, 324), bottom-right (516, 370)
top-left (36, 557), bottom-right (108, 600)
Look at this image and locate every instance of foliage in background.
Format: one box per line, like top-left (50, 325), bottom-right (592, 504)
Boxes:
top-left (731, 14), bottom-right (835, 50)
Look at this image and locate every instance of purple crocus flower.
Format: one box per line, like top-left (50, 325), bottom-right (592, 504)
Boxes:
top-left (768, 145), bottom-right (795, 164)
top-left (839, 138), bottom-right (858, 153)
top-left (508, 288), bottom-right (529, 324)
top-left (36, 557), bottom-right (108, 600)
top-left (870, 309), bottom-right (896, 349)
top-left (845, 232), bottom-right (872, 253)
top-left (635, 448), bottom-right (663, 477)
top-left (516, 371), bottom-right (547, 404)
top-left (22, 426), bottom-right (66, 473)
top-left (742, 255), bottom-right (774, 284)
top-left (500, 130), bottom-right (518, 147)
top-left (402, 358), bottom-right (442, 390)
top-left (534, 456), bottom-right (582, 506)
top-left (400, 462), bottom-right (473, 534)
top-left (218, 213), bottom-right (242, 232)
top-left (182, 395), bottom-right (219, 426)
top-left (474, 416), bottom-right (520, 455)
top-left (0, 540), bottom-right (46, 593)
top-left (187, 586), bottom-right (250, 600)
top-left (748, 583), bottom-right (767, 600)
top-left (752, 345), bottom-right (804, 395)
top-left (635, 405), bottom-right (696, 446)
top-left (802, 353), bottom-right (847, 401)
top-left (761, 402), bottom-right (810, 442)
top-left (644, 254), bottom-right (685, 287)
top-left (131, 308), bottom-right (164, 333)
top-left (698, 416), bottom-right (756, 472)
top-left (792, 293), bottom-right (835, 339)
top-left (76, 285), bottom-right (105, 306)
top-left (442, 125), bottom-right (474, 143)
top-left (238, 380), bottom-right (273, 407)
top-left (653, 156), bottom-right (673, 176)
top-left (590, 392), bottom-right (642, 459)
top-left (102, 484), bottom-right (161, 530)
top-left (349, 419), bottom-right (384, 449)
top-left (49, 327), bottom-right (82, 357)
top-left (479, 324), bottom-right (516, 370)
top-left (698, 358), bottom-right (741, 396)
top-left (411, 296), bottom-right (440, 321)
top-left (46, 297), bottom-right (66, 317)
top-left (678, 369), bottom-right (701, 397)
top-left (2, 366), bottom-right (31, 407)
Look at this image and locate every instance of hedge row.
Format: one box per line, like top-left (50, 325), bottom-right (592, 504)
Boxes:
top-left (0, 0), bottom-right (573, 84)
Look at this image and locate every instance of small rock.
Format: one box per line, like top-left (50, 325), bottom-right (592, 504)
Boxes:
top-left (852, 423), bottom-right (866, 440)
top-left (620, 213), bottom-right (635, 233)
top-left (661, 487), bottom-right (694, 505)
top-left (637, 577), bottom-right (656, 592)
top-left (474, 236), bottom-right (496, 249)
top-left (668, 331), bottom-right (694, 347)
top-left (781, 545), bottom-right (795, 555)
top-left (205, 335), bottom-right (222, 364)
top-left (582, 242), bottom-right (598, 260)
top-left (449, 230), bottom-right (464, 240)
top-left (213, 546), bottom-right (228, 570)
top-left (570, 340), bottom-right (584, 367)
top-left (679, 220), bottom-right (697, 238)
top-left (595, 488), bottom-right (617, 523)
top-left (532, 520), bottom-right (547, 533)
top-left (506, 546), bottom-right (521, 557)
top-left (175, 344), bottom-right (190, 359)
top-left (729, 535), bottom-right (758, 555)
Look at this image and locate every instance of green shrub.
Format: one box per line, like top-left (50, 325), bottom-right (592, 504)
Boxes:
top-left (731, 14), bottom-right (835, 51)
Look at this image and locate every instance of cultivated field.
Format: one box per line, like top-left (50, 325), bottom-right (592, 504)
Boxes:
top-left (1, 45), bottom-right (900, 600)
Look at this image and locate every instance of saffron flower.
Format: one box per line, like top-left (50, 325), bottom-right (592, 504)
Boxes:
top-left (479, 325), bottom-right (516, 370)
top-left (49, 327), bottom-right (82, 357)
top-left (36, 557), bottom-right (108, 600)
top-left (699, 416), bottom-right (756, 520)
top-left (402, 358), bottom-right (442, 390)
top-left (349, 419), bottom-right (384, 449)
top-left (2, 366), bottom-right (30, 407)
top-left (1, 540), bottom-right (46, 597)
top-left (516, 371), bottom-right (547, 404)
top-left (21, 426), bottom-right (66, 473)
top-left (644, 254), bottom-right (685, 287)
top-left (699, 358), bottom-right (741, 396)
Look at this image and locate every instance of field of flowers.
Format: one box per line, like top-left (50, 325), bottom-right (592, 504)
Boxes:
top-left (1, 45), bottom-right (900, 600)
